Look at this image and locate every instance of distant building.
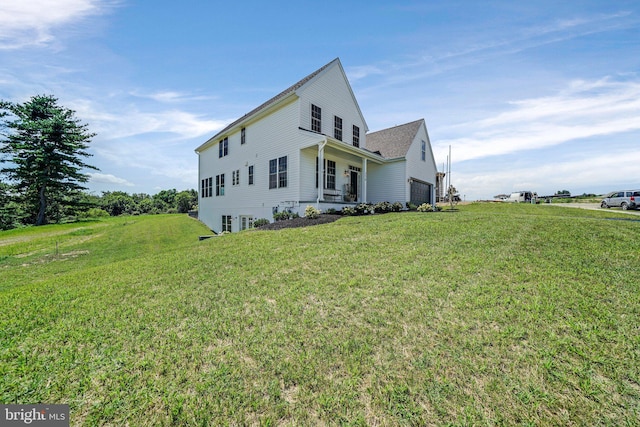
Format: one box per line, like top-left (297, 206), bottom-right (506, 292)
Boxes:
top-left (436, 172), bottom-right (446, 202)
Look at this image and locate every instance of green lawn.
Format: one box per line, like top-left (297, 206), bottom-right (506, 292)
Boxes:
top-left (1, 205), bottom-right (639, 426)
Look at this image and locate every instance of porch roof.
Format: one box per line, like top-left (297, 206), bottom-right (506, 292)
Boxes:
top-left (298, 128), bottom-right (385, 164)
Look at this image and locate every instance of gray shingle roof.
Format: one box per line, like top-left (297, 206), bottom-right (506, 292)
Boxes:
top-left (365, 119), bottom-right (424, 158)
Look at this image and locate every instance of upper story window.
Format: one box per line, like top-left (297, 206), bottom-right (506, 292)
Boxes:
top-left (352, 125), bottom-right (360, 147)
top-left (311, 104), bottom-right (322, 133)
top-left (218, 137), bottom-right (228, 158)
top-left (421, 140), bottom-right (426, 161)
top-left (248, 165), bottom-right (254, 185)
top-left (232, 169), bottom-right (240, 186)
top-left (216, 174), bottom-right (225, 196)
top-left (334, 116), bottom-right (342, 141)
top-left (269, 156), bottom-right (287, 189)
top-left (241, 127), bottom-right (246, 145)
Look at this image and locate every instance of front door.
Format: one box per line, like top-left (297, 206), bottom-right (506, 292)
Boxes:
top-left (350, 170), bottom-right (359, 201)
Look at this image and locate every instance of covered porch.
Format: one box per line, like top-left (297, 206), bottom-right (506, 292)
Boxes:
top-left (299, 135), bottom-right (385, 206)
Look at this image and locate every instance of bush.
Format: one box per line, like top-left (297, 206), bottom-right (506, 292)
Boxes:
top-left (417, 203), bottom-right (433, 212)
top-left (355, 203), bottom-right (374, 215)
top-left (406, 202), bottom-right (418, 211)
top-left (305, 205), bottom-right (321, 219)
top-left (374, 201), bottom-right (393, 213)
top-left (341, 206), bottom-right (356, 216)
top-left (253, 218), bottom-right (270, 227)
top-left (391, 202), bottom-right (404, 212)
top-left (273, 211), bottom-right (291, 221)
top-left (326, 208), bottom-right (337, 215)
top-left (82, 208), bottom-right (110, 218)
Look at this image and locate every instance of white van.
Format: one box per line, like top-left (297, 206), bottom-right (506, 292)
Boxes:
top-left (507, 191), bottom-right (536, 203)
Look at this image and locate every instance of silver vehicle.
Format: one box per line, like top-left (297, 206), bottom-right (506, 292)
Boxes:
top-left (601, 190), bottom-right (640, 210)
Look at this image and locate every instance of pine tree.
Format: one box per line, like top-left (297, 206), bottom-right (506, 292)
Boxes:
top-left (0, 95), bottom-right (98, 225)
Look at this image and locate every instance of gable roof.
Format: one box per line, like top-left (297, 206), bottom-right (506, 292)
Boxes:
top-left (365, 119), bottom-right (424, 158)
top-left (196, 58), bottom-right (343, 153)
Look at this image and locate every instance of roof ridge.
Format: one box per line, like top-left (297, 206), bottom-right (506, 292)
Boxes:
top-left (203, 58), bottom-right (341, 143)
top-left (367, 118), bottom-right (423, 135)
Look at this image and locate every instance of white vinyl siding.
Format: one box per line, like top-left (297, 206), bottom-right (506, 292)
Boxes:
top-left (197, 99), bottom-right (301, 231)
top-left (367, 161), bottom-right (406, 203)
top-left (299, 65), bottom-right (367, 148)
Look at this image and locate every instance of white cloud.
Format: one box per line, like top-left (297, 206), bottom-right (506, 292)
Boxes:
top-left (0, 0), bottom-right (112, 49)
top-left (88, 172), bottom-right (134, 187)
top-left (434, 76), bottom-right (640, 162)
top-left (455, 149), bottom-right (640, 200)
top-left (346, 65), bottom-right (385, 81)
top-left (70, 99), bottom-right (227, 140)
top-left (129, 90), bottom-right (218, 103)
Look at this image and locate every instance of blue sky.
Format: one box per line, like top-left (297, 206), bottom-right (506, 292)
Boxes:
top-left (1, 0), bottom-right (639, 200)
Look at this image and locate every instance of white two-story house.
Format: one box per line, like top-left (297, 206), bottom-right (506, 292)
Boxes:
top-left (195, 58), bottom-right (438, 233)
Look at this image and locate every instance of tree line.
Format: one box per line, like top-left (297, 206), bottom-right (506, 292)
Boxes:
top-left (1, 95), bottom-right (197, 231)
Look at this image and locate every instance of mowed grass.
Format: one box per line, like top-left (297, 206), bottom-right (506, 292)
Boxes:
top-left (1, 205), bottom-right (639, 426)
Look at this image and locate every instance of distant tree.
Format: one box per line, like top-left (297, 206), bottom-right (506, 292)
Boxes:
top-left (0, 95), bottom-right (98, 225)
top-left (176, 189), bottom-right (197, 213)
top-left (556, 190), bottom-right (571, 196)
top-left (100, 191), bottom-right (136, 216)
top-left (137, 197), bottom-right (154, 214)
top-left (0, 180), bottom-right (23, 230)
top-left (153, 189), bottom-right (177, 211)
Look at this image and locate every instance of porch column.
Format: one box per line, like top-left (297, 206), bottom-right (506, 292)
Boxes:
top-left (317, 138), bottom-right (327, 202)
top-left (362, 158), bottom-right (367, 203)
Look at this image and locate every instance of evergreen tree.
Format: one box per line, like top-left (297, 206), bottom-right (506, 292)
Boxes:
top-left (0, 95), bottom-right (98, 225)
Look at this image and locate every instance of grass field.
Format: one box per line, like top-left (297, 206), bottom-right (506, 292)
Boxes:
top-left (1, 205), bottom-right (639, 426)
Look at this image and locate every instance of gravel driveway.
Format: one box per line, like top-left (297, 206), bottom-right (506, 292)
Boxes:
top-left (550, 203), bottom-right (640, 215)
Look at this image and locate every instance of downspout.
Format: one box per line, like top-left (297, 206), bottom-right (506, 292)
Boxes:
top-left (316, 136), bottom-right (327, 204)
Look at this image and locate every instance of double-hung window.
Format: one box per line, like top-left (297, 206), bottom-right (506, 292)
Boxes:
top-left (326, 160), bottom-right (336, 190)
top-left (232, 169), bottom-right (240, 186)
top-left (315, 158), bottom-right (336, 189)
top-left (269, 156), bottom-right (287, 189)
top-left (334, 116), bottom-right (342, 141)
top-left (218, 137), bottom-right (228, 158)
top-left (201, 177), bottom-right (212, 197)
top-left (278, 156), bottom-right (287, 188)
top-left (311, 104), bottom-right (321, 133)
top-left (222, 215), bottom-right (232, 232)
top-left (248, 165), bottom-right (254, 185)
top-left (241, 127), bottom-right (246, 145)
top-left (352, 125), bottom-right (360, 147)
top-left (216, 174), bottom-right (225, 196)
top-left (421, 140), bottom-right (426, 161)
